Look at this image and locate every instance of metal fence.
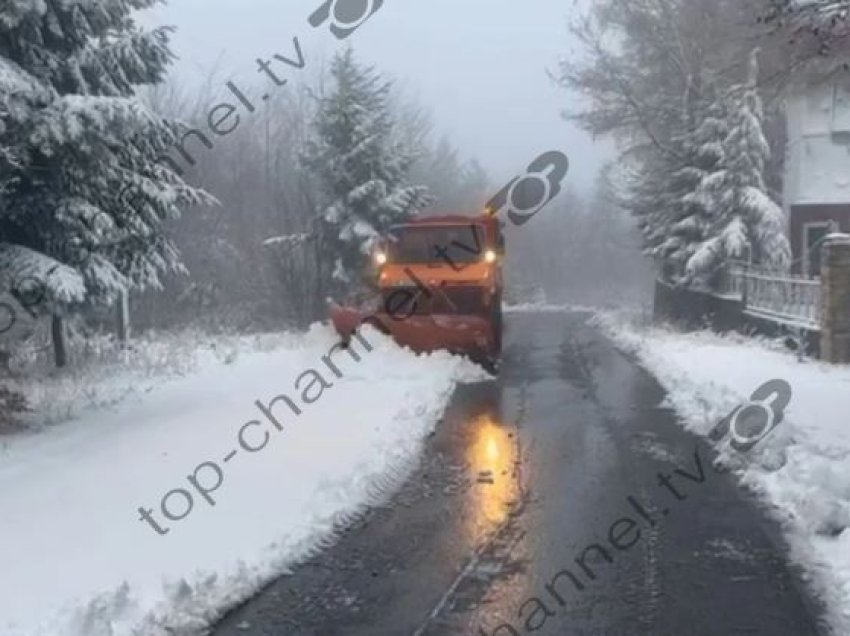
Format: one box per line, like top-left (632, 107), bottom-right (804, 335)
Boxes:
top-left (717, 261), bottom-right (822, 329)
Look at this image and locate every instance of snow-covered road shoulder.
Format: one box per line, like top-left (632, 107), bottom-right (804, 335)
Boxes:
top-left (594, 311), bottom-right (850, 634)
top-left (0, 324), bottom-right (487, 636)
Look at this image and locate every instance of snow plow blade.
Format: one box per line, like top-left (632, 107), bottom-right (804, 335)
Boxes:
top-left (329, 304), bottom-right (497, 365)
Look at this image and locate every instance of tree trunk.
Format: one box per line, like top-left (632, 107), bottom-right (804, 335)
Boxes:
top-left (116, 290), bottom-right (131, 345)
top-left (51, 315), bottom-right (67, 368)
top-left (313, 238), bottom-right (327, 321)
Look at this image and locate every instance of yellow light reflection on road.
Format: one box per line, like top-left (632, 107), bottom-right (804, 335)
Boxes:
top-left (468, 414), bottom-right (519, 528)
top-left (486, 436), bottom-right (499, 463)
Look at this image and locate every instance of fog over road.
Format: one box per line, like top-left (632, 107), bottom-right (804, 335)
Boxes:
top-left (213, 311), bottom-right (826, 636)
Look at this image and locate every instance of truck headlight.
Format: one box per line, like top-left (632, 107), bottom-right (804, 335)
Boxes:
top-left (375, 251), bottom-right (388, 266)
top-left (484, 249), bottom-right (497, 264)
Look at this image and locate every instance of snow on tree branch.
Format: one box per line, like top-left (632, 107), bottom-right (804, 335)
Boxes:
top-left (0, 0), bottom-right (212, 310)
top-left (0, 243), bottom-right (86, 306)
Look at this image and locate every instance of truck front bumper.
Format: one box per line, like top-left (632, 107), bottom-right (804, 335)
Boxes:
top-left (329, 304), bottom-right (495, 357)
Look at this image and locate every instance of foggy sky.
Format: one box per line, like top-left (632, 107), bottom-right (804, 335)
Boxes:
top-left (144, 0), bottom-right (610, 194)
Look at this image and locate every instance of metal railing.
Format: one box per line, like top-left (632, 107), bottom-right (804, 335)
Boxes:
top-left (717, 261), bottom-right (822, 329)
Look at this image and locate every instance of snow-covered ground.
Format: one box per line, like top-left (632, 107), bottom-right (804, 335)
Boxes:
top-left (595, 311), bottom-right (850, 634)
top-left (0, 324), bottom-right (485, 636)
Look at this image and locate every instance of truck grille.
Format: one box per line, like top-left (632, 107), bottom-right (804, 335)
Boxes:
top-left (381, 287), bottom-right (487, 317)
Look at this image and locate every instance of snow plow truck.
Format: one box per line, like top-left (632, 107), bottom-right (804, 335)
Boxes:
top-left (329, 211), bottom-right (505, 372)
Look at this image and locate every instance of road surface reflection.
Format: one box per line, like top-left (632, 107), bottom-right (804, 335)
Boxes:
top-left (466, 407), bottom-right (519, 533)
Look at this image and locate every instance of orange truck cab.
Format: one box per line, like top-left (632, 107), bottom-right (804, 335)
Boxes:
top-left (329, 213), bottom-right (505, 371)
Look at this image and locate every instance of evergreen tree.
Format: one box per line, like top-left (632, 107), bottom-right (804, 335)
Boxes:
top-left (627, 151), bottom-right (681, 269)
top-left (687, 50), bottom-right (791, 279)
top-left (0, 0), bottom-right (210, 314)
top-left (301, 48), bottom-right (430, 293)
top-left (0, 56), bottom-right (43, 197)
top-left (659, 102), bottom-right (729, 282)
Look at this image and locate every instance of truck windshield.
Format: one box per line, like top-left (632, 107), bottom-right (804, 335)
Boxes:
top-left (387, 224), bottom-right (486, 264)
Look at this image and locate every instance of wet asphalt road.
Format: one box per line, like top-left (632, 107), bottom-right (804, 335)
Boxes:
top-left (212, 311), bottom-right (827, 636)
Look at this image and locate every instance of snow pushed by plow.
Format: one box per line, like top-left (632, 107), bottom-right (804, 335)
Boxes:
top-left (0, 325), bottom-right (487, 636)
top-left (595, 311), bottom-right (850, 634)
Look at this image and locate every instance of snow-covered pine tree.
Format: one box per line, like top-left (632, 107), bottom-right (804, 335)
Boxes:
top-left (665, 102), bottom-right (730, 282)
top-left (686, 50), bottom-right (791, 280)
top-left (627, 152), bottom-right (680, 265)
top-left (0, 56), bottom-right (38, 198)
top-left (300, 48), bottom-right (431, 295)
top-left (625, 97), bottom-right (729, 284)
top-left (0, 1), bottom-right (211, 317)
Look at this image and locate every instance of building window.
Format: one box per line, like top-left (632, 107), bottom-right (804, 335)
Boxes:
top-left (802, 222), bottom-right (832, 277)
top-left (832, 83), bottom-right (850, 135)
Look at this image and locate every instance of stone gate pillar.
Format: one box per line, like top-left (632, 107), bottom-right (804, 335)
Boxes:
top-left (819, 233), bottom-right (850, 363)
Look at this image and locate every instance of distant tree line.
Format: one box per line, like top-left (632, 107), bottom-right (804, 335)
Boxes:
top-left (506, 169), bottom-right (653, 308)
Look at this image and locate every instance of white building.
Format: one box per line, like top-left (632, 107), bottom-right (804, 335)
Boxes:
top-left (783, 79), bottom-right (850, 275)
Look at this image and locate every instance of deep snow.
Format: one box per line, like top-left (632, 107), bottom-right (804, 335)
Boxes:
top-left (0, 324), bottom-right (486, 636)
